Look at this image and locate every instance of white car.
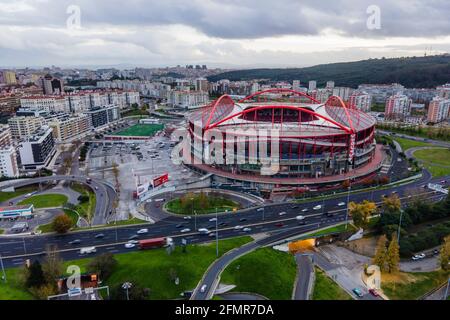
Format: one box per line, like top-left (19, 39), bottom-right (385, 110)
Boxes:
top-left (198, 228), bottom-right (210, 234)
top-left (417, 253), bottom-right (426, 259)
top-left (200, 284), bottom-right (208, 293)
top-left (243, 227), bottom-right (251, 232)
top-left (183, 216), bottom-right (192, 220)
top-left (296, 215), bottom-right (305, 221)
top-left (137, 228), bottom-right (148, 234)
top-left (278, 211), bottom-right (287, 216)
top-left (209, 218), bottom-right (217, 222)
top-left (180, 228), bottom-right (191, 233)
top-left (301, 208), bottom-right (309, 212)
top-left (128, 240), bottom-right (139, 244)
top-left (124, 243), bottom-right (136, 249)
top-left (234, 225), bottom-right (244, 230)
top-left (313, 205), bottom-right (322, 210)
top-left (337, 202), bottom-right (346, 207)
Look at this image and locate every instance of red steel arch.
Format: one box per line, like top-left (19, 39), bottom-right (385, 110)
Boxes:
top-left (206, 104), bottom-right (352, 133)
top-left (203, 94), bottom-right (235, 129)
top-left (238, 88), bottom-right (321, 104)
top-left (325, 95), bottom-right (355, 133)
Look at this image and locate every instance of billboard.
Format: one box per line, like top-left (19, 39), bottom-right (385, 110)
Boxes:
top-left (153, 173), bottom-right (169, 188)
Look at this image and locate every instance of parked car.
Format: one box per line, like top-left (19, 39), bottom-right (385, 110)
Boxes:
top-left (352, 288), bottom-right (363, 297)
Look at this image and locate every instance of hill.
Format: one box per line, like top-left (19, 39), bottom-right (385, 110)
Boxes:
top-left (207, 55), bottom-right (450, 88)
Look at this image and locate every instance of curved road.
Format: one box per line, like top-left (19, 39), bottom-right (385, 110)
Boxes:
top-left (0, 175), bottom-right (116, 226)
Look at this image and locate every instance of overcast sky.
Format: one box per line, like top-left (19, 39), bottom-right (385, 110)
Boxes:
top-left (1, 0), bottom-right (450, 68)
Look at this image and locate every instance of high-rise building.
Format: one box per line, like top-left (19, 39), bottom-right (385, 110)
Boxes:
top-left (326, 81), bottom-right (335, 89)
top-left (18, 126), bottom-right (56, 170)
top-left (8, 116), bottom-right (46, 140)
top-left (358, 83), bottom-right (404, 103)
top-left (20, 96), bottom-right (69, 113)
top-left (292, 80), bottom-right (301, 91)
top-left (385, 94), bottom-right (411, 118)
top-left (195, 78), bottom-right (209, 92)
top-left (48, 114), bottom-right (90, 142)
top-left (84, 105), bottom-right (120, 128)
top-left (332, 87), bottom-right (354, 101)
top-left (308, 80), bottom-right (317, 91)
top-left (427, 97), bottom-right (450, 123)
top-left (0, 146), bottom-right (19, 178)
top-left (41, 74), bottom-right (64, 95)
top-left (349, 92), bottom-right (372, 112)
top-left (167, 90), bottom-right (209, 109)
top-left (2, 71), bottom-right (17, 85)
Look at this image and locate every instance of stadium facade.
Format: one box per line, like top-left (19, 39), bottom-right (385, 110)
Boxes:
top-left (186, 89), bottom-right (382, 189)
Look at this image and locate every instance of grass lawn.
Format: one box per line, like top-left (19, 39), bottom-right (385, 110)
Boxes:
top-left (18, 194), bottom-right (68, 209)
top-left (0, 186), bottom-right (36, 203)
top-left (423, 165), bottom-right (450, 178)
top-left (312, 267), bottom-right (352, 300)
top-left (0, 267), bottom-right (34, 300)
top-left (413, 148), bottom-right (450, 166)
top-left (37, 209), bottom-right (79, 233)
top-left (381, 270), bottom-right (450, 300)
top-left (307, 223), bottom-right (357, 238)
top-left (220, 248), bottom-right (297, 300)
top-left (166, 195), bottom-right (240, 215)
top-left (393, 137), bottom-right (433, 151)
top-left (115, 124), bottom-right (164, 137)
top-left (0, 229), bottom-right (3, 235)
top-left (64, 236), bottom-right (252, 300)
top-left (107, 217), bottom-right (147, 226)
top-left (70, 183), bottom-right (96, 221)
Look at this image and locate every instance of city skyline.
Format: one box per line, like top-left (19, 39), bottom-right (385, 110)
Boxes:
top-left (1, 0), bottom-right (450, 68)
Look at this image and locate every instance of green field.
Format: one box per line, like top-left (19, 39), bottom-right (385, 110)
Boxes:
top-left (0, 187), bottom-right (36, 203)
top-left (37, 209), bottom-right (79, 233)
top-left (166, 195), bottom-right (240, 215)
top-left (220, 248), bottom-right (297, 300)
top-left (413, 148), bottom-right (450, 167)
top-left (114, 124), bottom-right (164, 137)
top-left (312, 268), bottom-right (352, 300)
top-left (70, 183), bottom-right (96, 221)
top-left (0, 236), bottom-right (252, 300)
top-left (393, 137), bottom-right (433, 151)
top-left (307, 223), bottom-right (357, 238)
top-left (381, 270), bottom-right (450, 300)
top-left (18, 194), bottom-right (68, 209)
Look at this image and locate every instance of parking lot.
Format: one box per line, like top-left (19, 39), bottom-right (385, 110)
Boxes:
top-left (87, 124), bottom-right (201, 221)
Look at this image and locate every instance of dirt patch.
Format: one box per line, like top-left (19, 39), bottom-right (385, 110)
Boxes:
top-left (340, 236), bottom-right (378, 257)
top-left (382, 272), bottom-right (417, 285)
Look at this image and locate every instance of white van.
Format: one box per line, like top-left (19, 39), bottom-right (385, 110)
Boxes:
top-left (80, 247), bottom-right (97, 254)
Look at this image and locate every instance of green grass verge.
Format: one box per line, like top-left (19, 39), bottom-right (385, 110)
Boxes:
top-left (18, 194), bottom-right (68, 209)
top-left (166, 196), bottom-right (240, 215)
top-left (312, 267), bottom-right (352, 300)
top-left (64, 236), bottom-right (252, 300)
top-left (107, 218), bottom-right (147, 226)
top-left (381, 270), bottom-right (450, 300)
top-left (0, 268), bottom-right (34, 300)
top-left (393, 137), bottom-right (433, 151)
top-left (0, 229), bottom-right (3, 235)
top-left (307, 223), bottom-right (357, 238)
top-left (70, 183), bottom-right (96, 221)
top-left (0, 187), bottom-right (36, 203)
top-left (422, 165), bottom-right (450, 178)
top-left (220, 248), bottom-right (297, 300)
top-left (413, 148), bottom-right (450, 166)
top-left (37, 209), bottom-right (79, 233)
top-left (114, 124), bottom-right (164, 137)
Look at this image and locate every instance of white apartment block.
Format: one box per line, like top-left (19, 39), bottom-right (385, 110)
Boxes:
top-left (167, 90), bottom-right (209, 109)
top-left (437, 84), bottom-right (450, 99)
top-left (48, 114), bottom-right (90, 142)
top-left (308, 80), bottom-right (317, 92)
top-left (385, 94), bottom-right (411, 118)
top-left (349, 92), bottom-right (372, 112)
top-left (332, 87), bottom-right (354, 101)
top-left (20, 96), bottom-right (69, 113)
top-left (0, 146), bottom-right (19, 178)
top-left (8, 116), bottom-right (45, 140)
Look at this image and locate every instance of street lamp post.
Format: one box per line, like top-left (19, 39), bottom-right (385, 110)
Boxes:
top-left (0, 254), bottom-right (6, 283)
top-left (215, 208), bottom-right (219, 257)
top-left (443, 278), bottom-right (450, 300)
top-left (122, 282), bottom-right (132, 300)
top-left (397, 210), bottom-right (404, 244)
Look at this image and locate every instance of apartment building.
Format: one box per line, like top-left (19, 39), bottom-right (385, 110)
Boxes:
top-left (167, 90), bottom-right (209, 109)
top-left (20, 96), bottom-right (69, 113)
top-left (349, 92), bottom-right (372, 112)
top-left (427, 97), bottom-right (450, 123)
top-left (18, 126), bottom-right (56, 170)
top-left (8, 116), bottom-right (45, 140)
top-left (48, 114), bottom-right (90, 142)
top-left (84, 105), bottom-right (120, 128)
top-left (385, 94), bottom-right (411, 118)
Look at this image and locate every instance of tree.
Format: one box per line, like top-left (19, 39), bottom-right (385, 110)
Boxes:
top-left (386, 233), bottom-right (400, 273)
top-left (382, 194), bottom-right (401, 214)
top-left (42, 245), bottom-right (63, 285)
top-left (349, 200), bottom-right (377, 229)
top-left (372, 235), bottom-right (388, 272)
top-left (439, 235), bottom-right (450, 271)
top-left (26, 261), bottom-right (46, 289)
top-left (30, 283), bottom-right (58, 300)
top-left (341, 180), bottom-right (350, 189)
top-left (87, 253), bottom-right (117, 280)
top-left (52, 214), bottom-right (72, 234)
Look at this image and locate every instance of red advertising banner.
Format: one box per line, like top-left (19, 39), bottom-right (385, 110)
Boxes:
top-left (153, 173), bottom-right (169, 188)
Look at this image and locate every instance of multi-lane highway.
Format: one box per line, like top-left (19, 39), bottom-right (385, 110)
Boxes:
top-left (0, 169), bottom-right (447, 270)
top-left (0, 175), bottom-right (116, 226)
